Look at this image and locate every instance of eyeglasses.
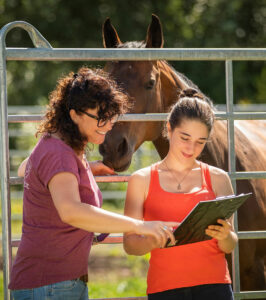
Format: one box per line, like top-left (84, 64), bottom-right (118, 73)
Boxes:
top-left (81, 111), bottom-right (119, 127)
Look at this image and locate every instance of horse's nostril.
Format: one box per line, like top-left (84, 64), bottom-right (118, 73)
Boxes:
top-left (117, 138), bottom-right (128, 156)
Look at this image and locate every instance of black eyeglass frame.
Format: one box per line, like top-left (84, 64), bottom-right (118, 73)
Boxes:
top-left (80, 110), bottom-right (119, 127)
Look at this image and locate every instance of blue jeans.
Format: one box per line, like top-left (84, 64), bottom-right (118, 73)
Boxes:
top-left (148, 283), bottom-right (234, 300)
top-left (11, 279), bottom-right (88, 300)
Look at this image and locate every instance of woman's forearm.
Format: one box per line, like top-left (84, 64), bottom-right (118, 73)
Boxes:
top-left (59, 200), bottom-right (177, 246)
top-left (50, 172), bottom-right (178, 243)
top-left (61, 201), bottom-right (141, 233)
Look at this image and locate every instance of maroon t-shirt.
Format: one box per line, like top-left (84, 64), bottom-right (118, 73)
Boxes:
top-left (9, 136), bottom-right (102, 290)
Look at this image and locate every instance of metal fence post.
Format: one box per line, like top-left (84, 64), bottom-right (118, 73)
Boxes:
top-left (0, 28), bottom-right (12, 300)
top-left (226, 60), bottom-right (241, 297)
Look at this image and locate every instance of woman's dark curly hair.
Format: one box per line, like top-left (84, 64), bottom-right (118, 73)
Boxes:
top-left (37, 67), bottom-right (130, 152)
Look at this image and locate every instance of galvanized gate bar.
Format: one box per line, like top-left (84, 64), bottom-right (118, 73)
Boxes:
top-left (5, 48), bottom-right (266, 61)
top-left (9, 170), bottom-right (266, 187)
top-left (12, 236), bottom-right (124, 248)
top-left (0, 26), bottom-right (12, 300)
top-left (226, 60), bottom-right (241, 296)
top-left (9, 175), bottom-right (131, 185)
top-left (238, 231), bottom-right (266, 239)
top-left (11, 230), bottom-right (266, 249)
top-left (7, 111), bottom-right (266, 123)
top-left (0, 21), bottom-right (52, 49)
top-left (230, 172), bottom-right (266, 180)
top-left (234, 291), bottom-right (266, 299)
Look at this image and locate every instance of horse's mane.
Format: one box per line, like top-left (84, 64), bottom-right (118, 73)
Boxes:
top-left (162, 61), bottom-right (214, 107)
top-left (118, 41), bottom-right (213, 106)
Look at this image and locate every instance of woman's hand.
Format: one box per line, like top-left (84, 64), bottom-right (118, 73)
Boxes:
top-left (89, 160), bottom-right (116, 176)
top-left (205, 219), bottom-right (232, 241)
top-left (136, 221), bottom-right (179, 249)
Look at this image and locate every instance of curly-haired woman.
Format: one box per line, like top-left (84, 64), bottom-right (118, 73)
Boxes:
top-left (9, 67), bottom-right (177, 300)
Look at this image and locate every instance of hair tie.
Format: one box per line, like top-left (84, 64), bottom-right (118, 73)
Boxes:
top-left (180, 88), bottom-right (204, 100)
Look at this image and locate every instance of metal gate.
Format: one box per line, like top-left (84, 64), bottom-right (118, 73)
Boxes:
top-left (0, 21), bottom-right (266, 300)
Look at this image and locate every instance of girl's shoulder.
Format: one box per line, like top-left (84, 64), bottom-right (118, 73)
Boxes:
top-left (130, 165), bottom-right (152, 182)
top-left (206, 164), bottom-right (233, 196)
top-left (207, 164), bottom-right (229, 179)
top-left (130, 161), bottom-right (163, 180)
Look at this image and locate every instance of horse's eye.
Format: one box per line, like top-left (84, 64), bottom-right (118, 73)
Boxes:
top-left (145, 79), bottom-right (156, 90)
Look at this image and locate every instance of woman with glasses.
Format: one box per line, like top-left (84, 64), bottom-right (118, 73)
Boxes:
top-left (9, 67), bottom-right (178, 300)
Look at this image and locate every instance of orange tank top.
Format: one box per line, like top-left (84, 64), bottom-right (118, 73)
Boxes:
top-left (144, 162), bottom-right (231, 294)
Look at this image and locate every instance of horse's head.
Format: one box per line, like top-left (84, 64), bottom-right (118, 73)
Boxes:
top-left (99, 15), bottom-right (190, 171)
top-left (99, 15), bottom-right (164, 171)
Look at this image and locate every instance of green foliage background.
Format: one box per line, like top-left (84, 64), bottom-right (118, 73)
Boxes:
top-left (0, 0), bottom-right (265, 107)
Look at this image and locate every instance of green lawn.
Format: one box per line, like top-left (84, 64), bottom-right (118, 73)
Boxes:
top-left (89, 277), bottom-right (147, 298)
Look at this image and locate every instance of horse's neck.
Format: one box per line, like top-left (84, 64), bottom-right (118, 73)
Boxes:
top-left (158, 60), bottom-right (190, 110)
top-left (153, 61), bottom-right (192, 157)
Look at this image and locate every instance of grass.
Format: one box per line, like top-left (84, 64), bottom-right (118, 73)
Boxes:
top-left (89, 277), bottom-right (147, 298)
top-left (88, 245), bottom-right (149, 298)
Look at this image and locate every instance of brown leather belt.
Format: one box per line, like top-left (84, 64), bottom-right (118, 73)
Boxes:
top-left (79, 274), bottom-right (88, 283)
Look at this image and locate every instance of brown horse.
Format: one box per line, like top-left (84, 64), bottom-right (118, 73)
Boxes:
top-left (99, 15), bottom-right (266, 292)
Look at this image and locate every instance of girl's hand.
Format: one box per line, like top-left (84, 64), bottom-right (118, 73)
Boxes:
top-left (205, 219), bottom-right (232, 241)
top-left (89, 160), bottom-right (116, 176)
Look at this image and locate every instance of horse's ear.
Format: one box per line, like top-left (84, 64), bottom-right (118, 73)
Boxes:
top-left (102, 18), bottom-right (122, 48)
top-left (145, 14), bottom-right (164, 48)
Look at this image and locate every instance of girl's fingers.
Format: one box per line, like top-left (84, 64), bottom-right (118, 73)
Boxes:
top-left (205, 228), bottom-right (228, 240)
top-left (208, 224), bottom-right (223, 231)
top-left (217, 219), bottom-right (231, 229)
top-left (206, 229), bottom-right (221, 239)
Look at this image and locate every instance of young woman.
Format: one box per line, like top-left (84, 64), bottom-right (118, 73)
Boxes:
top-left (9, 67), bottom-right (178, 300)
top-left (123, 89), bottom-right (238, 300)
